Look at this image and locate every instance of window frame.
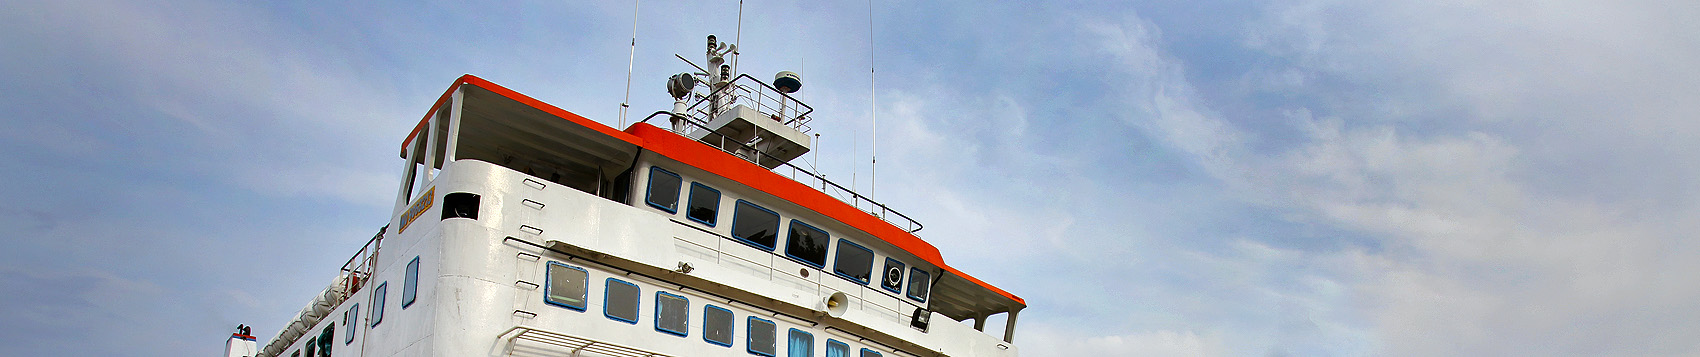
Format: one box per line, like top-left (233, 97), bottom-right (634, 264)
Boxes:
top-left (645, 166), bottom-right (683, 214)
top-left (703, 304), bottom-right (735, 347)
top-left (544, 262), bottom-right (590, 312)
top-left (731, 200), bottom-right (781, 251)
top-left (344, 303), bottom-right (358, 344)
top-left (880, 258), bottom-right (905, 294)
top-left (369, 282), bottom-right (387, 328)
top-left (787, 328), bottom-right (814, 357)
top-left (832, 239), bottom-right (875, 285)
top-left (906, 268), bottom-right (930, 303)
top-left (654, 291), bottom-right (690, 337)
top-left (686, 182), bottom-right (721, 227)
top-left (603, 278), bottom-right (641, 324)
top-left (747, 316), bottom-right (778, 357)
top-left (784, 219), bottom-right (831, 269)
top-left (402, 256), bottom-right (420, 309)
top-left (860, 348), bottom-right (883, 357)
top-left (826, 339), bottom-right (850, 357)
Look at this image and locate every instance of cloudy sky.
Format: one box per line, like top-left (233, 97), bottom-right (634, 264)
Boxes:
top-left (4, 0), bottom-right (1699, 355)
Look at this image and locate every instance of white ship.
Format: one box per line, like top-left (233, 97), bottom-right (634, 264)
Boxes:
top-left (226, 33), bottom-right (1025, 357)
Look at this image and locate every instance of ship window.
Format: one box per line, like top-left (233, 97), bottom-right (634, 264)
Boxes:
top-left (703, 305), bottom-right (735, 347)
top-left (906, 268), bottom-right (929, 303)
top-left (860, 348), bottom-right (882, 357)
top-left (732, 200), bottom-right (780, 250)
top-left (686, 182), bottom-right (721, 226)
top-left (344, 303), bottom-right (358, 344)
top-left (826, 339), bottom-right (849, 357)
top-left (832, 239), bottom-right (874, 285)
top-left (402, 256), bottom-right (420, 309)
top-left (545, 262), bottom-right (589, 311)
top-left (655, 292), bottom-right (689, 337)
top-left (305, 338), bottom-right (316, 357)
top-left (317, 326), bottom-right (333, 356)
top-left (880, 258), bottom-right (905, 294)
top-left (785, 220), bottom-right (830, 268)
top-left (645, 166), bottom-right (682, 213)
top-left (291, 350), bottom-right (299, 357)
top-left (787, 328), bottom-right (814, 357)
top-left (748, 316), bottom-right (777, 356)
top-left (604, 278), bottom-right (641, 324)
top-left (370, 282), bottom-right (387, 328)
top-left (440, 192), bottom-right (480, 220)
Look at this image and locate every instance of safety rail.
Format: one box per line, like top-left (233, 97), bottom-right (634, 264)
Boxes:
top-left (638, 111), bottom-right (923, 233)
top-left (337, 226), bottom-right (385, 297)
top-left (497, 326), bottom-right (674, 357)
top-left (677, 73), bottom-right (816, 134)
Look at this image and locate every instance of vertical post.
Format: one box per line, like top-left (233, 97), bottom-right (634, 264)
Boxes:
top-left (973, 314), bottom-right (986, 331)
top-left (422, 99), bottom-right (441, 182)
top-left (1002, 308), bottom-right (1020, 343)
top-left (443, 88), bottom-right (465, 169)
top-left (393, 136), bottom-right (420, 217)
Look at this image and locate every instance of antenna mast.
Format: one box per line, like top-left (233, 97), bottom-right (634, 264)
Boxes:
top-left (868, 0), bottom-right (878, 203)
top-left (619, 0), bottom-right (641, 128)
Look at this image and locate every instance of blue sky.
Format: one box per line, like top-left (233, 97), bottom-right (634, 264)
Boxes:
top-left (4, 0), bottom-right (1699, 355)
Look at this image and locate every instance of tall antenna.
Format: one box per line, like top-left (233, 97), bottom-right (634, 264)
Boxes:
top-left (868, 0), bottom-right (878, 202)
top-left (733, 1), bottom-right (743, 76)
top-left (618, 0), bottom-right (641, 128)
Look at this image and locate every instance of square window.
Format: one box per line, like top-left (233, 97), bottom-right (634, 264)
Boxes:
top-left (402, 256), bottom-right (420, 309)
top-left (317, 326), bottom-right (333, 356)
top-left (604, 278), bottom-right (641, 324)
top-left (860, 348), bottom-right (883, 357)
top-left (370, 282), bottom-right (387, 328)
top-left (732, 200), bottom-right (780, 250)
top-left (704, 305), bottom-right (735, 347)
top-left (785, 220), bottom-right (830, 268)
top-left (832, 240), bottom-right (874, 285)
top-left (826, 339), bottom-right (849, 357)
top-left (906, 268), bottom-right (929, 303)
top-left (787, 328), bottom-right (814, 357)
top-left (687, 182), bottom-right (721, 226)
top-left (646, 166), bottom-right (683, 213)
top-left (545, 262), bottom-right (589, 311)
top-left (656, 292), bottom-right (690, 337)
top-left (880, 258), bottom-right (905, 294)
top-left (344, 304), bottom-right (359, 344)
top-left (748, 317), bottom-right (777, 356)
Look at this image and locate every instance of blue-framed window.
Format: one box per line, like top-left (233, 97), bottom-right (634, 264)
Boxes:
top-left (686, 182), bottom-right (721, 226)
top-left (545, 262), bottom-right (589, 311)
top-left (305, 337), bottom-right (316, 357)
top-left (655, 292), bottom-right (689, 337)
top-left (343, 303), bottom-right (358, 344)
top-left (860, 348), bottom-right (882, 357)
top-left (703, 305), bottom-right (735, 347)
top-left (646, 166), bottom-right (683, 213)
top-left (906, 268), bottom-right (929, 303)
top-left (369, 282), bottom-right (387, 328)
top-left (826, 339), bottom-right (849, 357)
top-left (832, 239), bottom-right (874, 285)
top-left (879, 258), bottom-right (905, 294)
top-left (316, 326), bottom-right (333, 356)
top-left (604, 278), bottom-right (641, 324)
top-left (731, 200), bottom-right (780, 251)
top-left (748, 316), bottom-right (777, 356)
top-left (402, 256), bottom-right (420, 309)
top-left (785, 220), bottom-right (830, 268)
top-left (787, 328), bottom-right (814, 357)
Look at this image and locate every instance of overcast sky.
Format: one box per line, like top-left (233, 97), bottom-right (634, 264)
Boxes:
top-left (4, 0), bottom-right (1700, 356)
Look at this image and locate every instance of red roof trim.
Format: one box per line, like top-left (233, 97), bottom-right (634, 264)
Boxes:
top-left (401, 74), bottom-right (641, 151)
top-left (627, 123), bottom-right (1024, 305)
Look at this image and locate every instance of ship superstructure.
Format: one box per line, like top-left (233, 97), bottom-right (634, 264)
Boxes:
top-left (238, 35), bottom-right (1025, 357)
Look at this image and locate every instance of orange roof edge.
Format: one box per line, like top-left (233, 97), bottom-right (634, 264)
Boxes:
top-left (627, 122), bottom-right (1025, 306)
top-left (401, 74), bottom-right (642, 151)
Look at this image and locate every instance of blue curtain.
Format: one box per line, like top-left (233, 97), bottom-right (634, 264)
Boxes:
top-left (826, 341), bottom-right (848, 357)
top-left (787, 330), bottom-right (813, 357)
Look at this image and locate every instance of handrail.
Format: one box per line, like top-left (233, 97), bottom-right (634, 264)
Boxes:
top-left (496, 326), bottom-right (673, 357)
top-left (637, 111), bottom-right (924, 233)
top-left (337, 225), bottom-right (386, 296)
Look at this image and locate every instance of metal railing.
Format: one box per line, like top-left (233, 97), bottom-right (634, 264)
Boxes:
top-left (338, 226), bottom-right (386, 297)
top-left (639, 111), bottom-right (923, 233)
top-left (675, 73), bottom-right (816, 135)
top-left (497, 326), bottom-right (674, 357)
